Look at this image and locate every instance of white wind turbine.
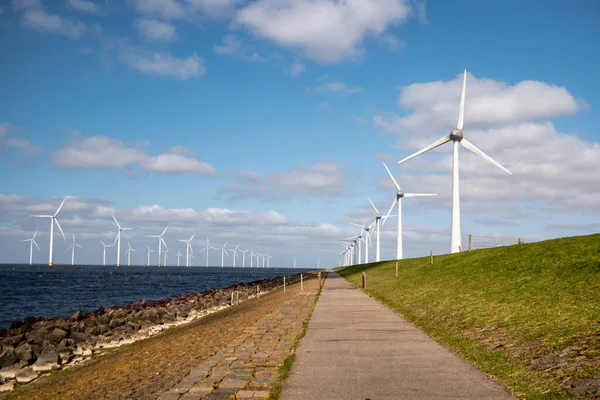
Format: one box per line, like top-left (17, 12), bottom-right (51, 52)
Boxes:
top-left (397, 70), bottom-right (512, 253)
top-left (382, 162), bottom-right (438, 260)
top-left (100, 239), bottom-right (114, 266)
top-left (293, 258), bottom-right (296, 268)
top-left (163, 248), bottom-right (169, 266)
top-left (229, 245), bottom-right (239, 267)
top-left (266, 254), bottom-right (272, 268)
top-left (149, 226), bottom-right (168, 267)
top-left (178, 234), bottom-right (195, 268)
top-left (32, 197), bottom-right (66, 266)
top-left (23, 230), bottom-right (40, 265)
top-left (219, 242), bottom-right (229, 268)
top-left (240, 249), bottom-right (249, 268)
top-left (205, 238), bottom-right (215, 268)
top-left (146, 245), bottom-right (154, 267)
top-left (261, 253), bottom-right (266, 268)
top-left (366, 197), bottom-right (383, 262)
top-left (112, 216), bottom-right (133, 267)
top-left (66, 234), bottom-right (82, 266)
top-left (350, 221), bottom-right (375, 263)
top-left (176, 248), bottom-right (183, 267)
top-left (126, 241), bottom-right (136, 266)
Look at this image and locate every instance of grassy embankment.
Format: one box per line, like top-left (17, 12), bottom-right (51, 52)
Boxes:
top-left (336, 234), bottom-right (600, 399)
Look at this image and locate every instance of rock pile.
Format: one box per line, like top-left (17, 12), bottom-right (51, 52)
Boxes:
top-left (0, 275), bottom-right (294, 392)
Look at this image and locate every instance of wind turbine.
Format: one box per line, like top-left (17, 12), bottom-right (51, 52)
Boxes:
top-left (219, 242), bottom-right (229, 268)
top-left (126, 241), bottom-right (136, 266)
top-left (397, 70), bottom-right (512, 253)
top-left (367, 197), bottom-right (383, 262)
top-left (66, 234), bottom-right (82, 266)
top-left (32, 197), bottom-right (66, 266)
top-left (317, 260), bottom-right (321, 269)
top-left (351, 221), bottom-right (375, 263)
top-left (149, 226), bottom-right (168, 267)
top-left (100, 239), bottom-right (114, 266)
top-left (163, 248), bottom-right (169, 266)
top-left (267, 255), bottom-right (272, 268)
top-left (249, 249), bottom-right (255, 268)
top-left (261, 253), bottom-right (266, 268)
top-left (146, 245), bottom-right (155, 267)
top-left (381, 162), bottom-right (438, 260)
top-left (178, 234), bottom-right (195, 268)
top-left (205, 237), bottom-right (215, 268)
top-left (112, 216), bottom-right (133, 267)
top-left (176, 249), bottom-right (183, 267)
top-left (229, 245), bottom-right (239, 267)
top-left (293, 258), bottom-right (296, 269)
top-left (23, 230), bottom-right (40, 265)
top-left (240, 249), bottom-right (249, 268)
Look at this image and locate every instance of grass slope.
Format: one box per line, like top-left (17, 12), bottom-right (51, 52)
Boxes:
top-left (336, 234), bottom-right (600, 399)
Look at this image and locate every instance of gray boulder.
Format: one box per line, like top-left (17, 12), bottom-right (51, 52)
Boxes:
top-left (15, 367), bottom-right (38, 383)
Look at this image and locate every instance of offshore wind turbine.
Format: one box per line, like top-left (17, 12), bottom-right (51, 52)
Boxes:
top-left (240, 249), bottom-right (249, 268)
top-left (382, 162), bottom-right (438, 260)
top-left (100, 239), bottom-right (114, 266)
top-left (249, 249), bottom-right (254, 268)
top-left (163, 248), bottom-right (169, 266)
top-left (112, 216), bottom-right (133, 267)
top-left (219, 242), bottom-right (229, 268)
top-left (206, 238), bottom-right (215, 268)
top-left (23, 230), bottom-right (40, 265)
top-left (176, 249), bottom-right (183, 267)
top-left (293, 258), bottom-right (296, 269)
top-left (230, 245), bottom-right (239, 267)
top-left (266, 254), bottom-right (272, 268)
top-left (397, 70), bottom-right (512, 253)
top-left (367, 197), bottom-right (383, 262)
top-left (66, 234), bottom-right (82, 266)
top-left (126, 241), bottom-right (136, 266)
top-left (32, 197), bottom-right (66, 266)
top-left (178, 234), bottom-right (195, 268)
top-left (146, 245), bottom-right (154, 267)
top-left (149, 226), bottom-right (168, 267)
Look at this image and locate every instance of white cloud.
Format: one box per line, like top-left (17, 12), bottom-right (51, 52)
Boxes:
top-left (6, 137), bottom-right (44, 155)
top-left (67, 0), bottom-right (99, 14)
top-left (287, 63), bottom-right (305, 77)
top-left (307, 81), bottom-right (363, 95)
top-left (213, 34), bottom-right (269, 62)
top-left (12, 0), bottom-right (42, 10)
top-left (133, 0), bottom-right (243, 20)
top-left (52, 135), bottom-right (217, 176)
top-left (119, 46), bottom-right (205, 79)
top-left (133, 0), bottom-right (185, 20)
top-left (184, 0), bottom-right (245, 18)
top-left (234, 0), bottom-right (413, 63)
top-left (136, 18), bottom-right (177, 41)
top-left (223, 162), bottom-right (347, 200)
top-left (22, 8), bottom-right (86, 39)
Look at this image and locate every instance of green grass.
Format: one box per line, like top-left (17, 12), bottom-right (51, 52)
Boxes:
top-left (336, 234), bottom-right (600, 399)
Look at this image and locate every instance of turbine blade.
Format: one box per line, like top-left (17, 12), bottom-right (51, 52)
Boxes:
top-left (76, 243), bottom-right (83, 248)
top-left (397, 134), bottom-right (452, 165)
top-left (382, 162), bottom-right (401, 192)
top-left (101, 241), bottom-right (106, 246)
top-left (161, 238), bottom-right (168, 250)
top-left (350, 223), bottom-right (365, 228)
top-left (33, 240), bottom-right (40, 250)
top-left (457, 69), bottom-right (467, 130)
top-left (404, 193), bottom-right (438, 197)
top-left (382, 197), bottom-right (398, 226)
top-left (33, 230), bottom-right (37, 239)
top-left (54, 218), bottom-right (66, 241)
top-left (54, 198), bottom-right (66, 217)
top-left (189, 233), bottom-right (195, 241)
top-left (31, 215), bottom-right (52, 218)
top-left (367, 196), bottom-right (380, 215)
top-left (161, 226), bottom-right (168, 236)
top-left (460, 138), bottom-right (512, 174)
top-left (112, 215), bottom-right (121, 229)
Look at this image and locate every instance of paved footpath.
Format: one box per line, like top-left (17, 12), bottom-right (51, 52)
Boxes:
top-left (282, 272), bottom-right (515, 400)
top-left (157, 278), bottom-right (318, 400)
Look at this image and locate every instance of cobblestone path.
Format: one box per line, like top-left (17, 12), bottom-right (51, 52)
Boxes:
top-left (157, 284), bottom-right (318, 399)
top-left (3, 276), bottom-right (320, 400)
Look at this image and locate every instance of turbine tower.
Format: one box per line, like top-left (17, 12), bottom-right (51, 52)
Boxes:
top-left (176, 248), bottom-right (183, 267)
top-left (32, 197), bottom-right (66, 266)
top-left (219, 242), bottom-right (229, 268)
top-left (163, 248), bottom-right (169, 266)
top-left (66, 234), bottom-right (82, 266)
top-left (229, 245), bottom-right (239, 267)
top-left (367, 197), bottom-right (382, 262)
top-left (112, 216), bottom-right (133, 267)
top-left (240, 249), bottom-right (249, 268)
top-left (23, 230), bottom-right (40, 265)
top-left (126, 241), bottom-right (136, 266)
top-left (146, 245), bottom-right (155, 267)
top-left (397, 70), bottom-right (512, 253)
top-left (149, 226), bottom-right (168, 267)
top-left (382, 162), bottom-right (438, 260)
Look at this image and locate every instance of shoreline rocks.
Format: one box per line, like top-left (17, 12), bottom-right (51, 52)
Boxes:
top-left (0, 274), bottom-right (300, 392)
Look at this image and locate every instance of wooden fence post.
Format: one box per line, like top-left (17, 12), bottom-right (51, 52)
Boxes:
top-left (257, 285), bottom-right (260, 298)
top-left (301, 273), bottom-right (304, 291)
top-left (430, 249), bottom-right (433, 265)
top-left (362, 272), bottom-right (367, 289)
top-left (395, 261), bottom-right (398, 277)
top-left (468, 234), bottom-right (473, 251)
top-left (318, 272), bottom-right (321, 288)
top-left (518, 238), bottom-right (523, 244)
top-left (231, 291), bottom-right (235, 306)
top-left (283, 276), bottom-right (286, 293)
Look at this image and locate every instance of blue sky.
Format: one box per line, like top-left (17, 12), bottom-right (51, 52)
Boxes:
top-left (1, 0), bottom-right (599, 267)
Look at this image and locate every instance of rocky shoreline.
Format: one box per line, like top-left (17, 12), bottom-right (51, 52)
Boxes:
top-left (0, 274), bottom-right (298, 392)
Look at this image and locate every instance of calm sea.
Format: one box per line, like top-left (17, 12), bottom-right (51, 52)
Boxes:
top-left (0, 264), bottom-right (311, 329)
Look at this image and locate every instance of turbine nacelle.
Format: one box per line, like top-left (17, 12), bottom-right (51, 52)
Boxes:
top-left (450, 128), bottom-right (464, 142)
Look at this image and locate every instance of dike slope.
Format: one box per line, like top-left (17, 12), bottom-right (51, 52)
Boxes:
top-left (337, 234), bottom-right (600, 399)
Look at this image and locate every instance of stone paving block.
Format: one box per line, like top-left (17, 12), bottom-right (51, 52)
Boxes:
top-left (235, 390), bottom-right (255, 398)
top-left (157, 392), bottom-right (182, 400)
top-left (252, 390), bottom-right (270, 399)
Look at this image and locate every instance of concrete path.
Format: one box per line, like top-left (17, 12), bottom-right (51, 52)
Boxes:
top-left (282, 272), bottom-right (514, 400)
